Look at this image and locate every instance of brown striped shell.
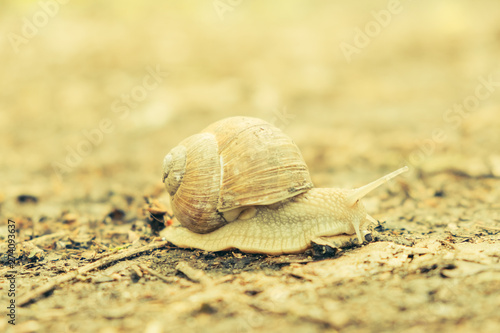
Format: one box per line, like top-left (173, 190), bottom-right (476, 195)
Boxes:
top-left (162, 116), bottom-right (313, 234)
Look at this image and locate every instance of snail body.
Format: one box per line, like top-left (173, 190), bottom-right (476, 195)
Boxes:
top-left (161, 116), bottom-right (407, 254)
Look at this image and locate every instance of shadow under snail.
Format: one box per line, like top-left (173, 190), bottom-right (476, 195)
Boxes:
top-left (161, 116), bottom-right (408, 254)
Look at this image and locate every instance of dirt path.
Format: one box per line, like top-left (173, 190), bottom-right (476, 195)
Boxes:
top-left (1, 1), bottom-right (499, 332)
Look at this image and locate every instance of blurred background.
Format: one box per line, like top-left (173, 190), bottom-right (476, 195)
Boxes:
top-left (1, 0), bottom-right (499, 200)
top-left (2, 2), bottom-right (500, 332)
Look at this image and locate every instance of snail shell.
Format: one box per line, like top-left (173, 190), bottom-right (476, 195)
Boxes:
top-left (163, 117), bottom-right (313, 234)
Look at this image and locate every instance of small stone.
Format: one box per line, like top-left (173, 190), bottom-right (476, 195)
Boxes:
top-left (62, 213), bottom-right (78, 224)
top-left (489, 154), bottom-right (500, 177)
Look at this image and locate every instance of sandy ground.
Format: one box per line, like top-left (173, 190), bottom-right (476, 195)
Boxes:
top-left (1, 1), bottom-right (500, 332)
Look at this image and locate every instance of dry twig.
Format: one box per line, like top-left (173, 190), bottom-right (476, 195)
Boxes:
top-left (30, 231), bottom-right (68, 246)
top-left (175, 262), bottom-right (211, 285)
top-left (18, 240), bottom-right (170, 307)
top-left (139, 264), bottom-right (177, 283)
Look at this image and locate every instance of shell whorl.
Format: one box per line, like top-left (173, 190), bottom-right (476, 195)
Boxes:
top-left (162, 116), bottom-right (314, 234)
top-left (162, 145), bottom-right (186, 197)
top-left (163, 132), bottom-right (226, 233)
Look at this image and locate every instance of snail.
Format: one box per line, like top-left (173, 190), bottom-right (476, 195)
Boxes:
top-left (161, 116), bottom-right (408, 254)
